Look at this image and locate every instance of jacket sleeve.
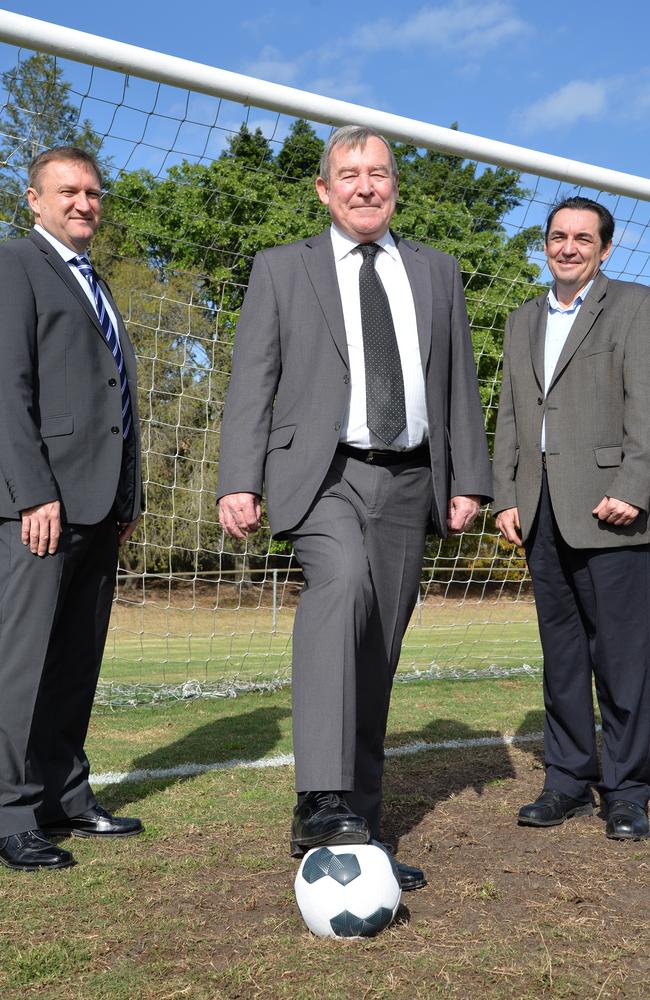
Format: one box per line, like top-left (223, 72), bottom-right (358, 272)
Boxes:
top-left (447, 258), bottom-right (493, 502)
top-left (491, 315), bottom-right (519, 514)
top-left (216, 251), bottom-right (282, 500)
top-left (607, 294), bottom-right (650, 511)
top-left (0, 246), bottom-right (59, 511)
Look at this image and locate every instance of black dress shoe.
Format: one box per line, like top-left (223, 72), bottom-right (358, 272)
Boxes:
top-left (606, 800), bottom-right (649, 840)
top-left (42, 804), bottom-right (143, 839)
top-left (518, 789), bottom-right (593, 827)
top-left (395, 860), bottom-right (427, 891)
top-left (0, 830), bottom-right (74, 871)
top-left (290, 791), bottom-right (370, 857)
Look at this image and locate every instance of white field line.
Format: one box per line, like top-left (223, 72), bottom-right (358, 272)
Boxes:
top-left (91, 729), bottom-right (560, 787)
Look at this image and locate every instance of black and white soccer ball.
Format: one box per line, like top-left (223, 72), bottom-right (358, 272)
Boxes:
top-left (294, 842), bottom-right (401, 938)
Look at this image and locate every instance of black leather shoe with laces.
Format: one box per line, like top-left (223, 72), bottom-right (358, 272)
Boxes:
top-left (0, 830), bottom-right (74, 870)
top-left (290, 791), bottom-right (370, 857)
top-left (606, 800), bottom-right (649, 840)
top-left (518, 788), bottom-right (593, 827)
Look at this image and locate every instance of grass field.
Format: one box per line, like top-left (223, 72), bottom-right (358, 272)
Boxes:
top-left (4, 675), bottom-right (650, 999)
top-left (101, 596), bottom-right (542, 688)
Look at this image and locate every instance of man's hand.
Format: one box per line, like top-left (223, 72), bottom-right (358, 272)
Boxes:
top-left (447, 495), bottom-right (481, 534)
top-left (219, 492), bottom-right (262, 540)
top-left (592, 496), bottom-right (640, 527)
top-left (495, 506), bottom-right (522, 546)
top-left (118, 516), bottom-right (140, 546)
top-left (21, 500), bottom-right (61, 556)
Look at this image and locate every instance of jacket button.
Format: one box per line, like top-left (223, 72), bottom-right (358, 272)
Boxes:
top-left (108, 377), bottom-right (117, 387)
top-left (334, 422), bottom-right (341, 432)
top-left (537, 397), bottom-right (543, 405)
top-left (111, 426), bottom-right (120, 434)
top-left (343, 374), bottom-right (350, 384)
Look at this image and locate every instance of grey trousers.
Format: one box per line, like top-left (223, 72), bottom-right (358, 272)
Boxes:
top-left (0, 516), bottom-right (118, 836)
top-left (287, 449), bottom-right (433, 838)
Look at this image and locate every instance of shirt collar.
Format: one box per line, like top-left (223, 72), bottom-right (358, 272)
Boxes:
top-left (34, 224), bottom-right (89, 263)
top-left (330, 223), bottom-right (398, 262)
top-left (547, 278), bottom-right (594, 314)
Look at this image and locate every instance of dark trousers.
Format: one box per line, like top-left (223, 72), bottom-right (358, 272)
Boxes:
top-left (287, 449), bottom-right (433, 838)
top-left (526, 473), bottom-right (650, 806)
top-left (0, 516), bottom-right (118, 836)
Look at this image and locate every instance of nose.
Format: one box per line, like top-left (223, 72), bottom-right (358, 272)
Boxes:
top-left (74, 191), bottom-right (93, 213)
top-left (561, 237), bottom-right (578, 256)
top-left (356, 172), bottom-right (373, 196)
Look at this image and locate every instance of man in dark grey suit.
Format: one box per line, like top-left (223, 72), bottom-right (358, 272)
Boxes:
top-left (0, 147), bottom-right (143, 871)
top-left (493, 196), bottom-right (650, 840)
top-left (218, 126), bottom-right (492, 888)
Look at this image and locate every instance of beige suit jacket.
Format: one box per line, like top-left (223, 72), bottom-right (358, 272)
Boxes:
top-left (493, 272), bottom-right (650, 548)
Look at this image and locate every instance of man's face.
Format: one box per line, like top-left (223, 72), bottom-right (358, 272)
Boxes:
top-left (27, 159), bottom-right (102, 252)
top-left (315, 136), bottom-right (398, 243)
top-left (544, 208), bottom-right (611, 295)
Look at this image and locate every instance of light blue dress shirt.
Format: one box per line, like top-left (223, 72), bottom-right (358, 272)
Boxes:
top-left (541, 279), bottom-right (594, 452)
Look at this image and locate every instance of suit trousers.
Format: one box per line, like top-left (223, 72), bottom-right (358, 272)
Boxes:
top-left (0, 516), bottom-right (118, 836)
top-left (286, 448), bottom-right (433, 838)
top-left (525, 472), bottom-right (650, 806)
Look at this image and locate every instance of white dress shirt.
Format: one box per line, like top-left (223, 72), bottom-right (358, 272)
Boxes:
top-left (34, 223), bottom-right (121, 345)
top-left (541, 279), bottom-right (593, 452)
top-left (330, 224), bottom-right (428, 450)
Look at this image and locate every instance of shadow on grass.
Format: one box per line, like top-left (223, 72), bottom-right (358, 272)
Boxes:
top-left (516, 708), bottom-right (545, 768)
top-left (98, 704), bottom-right (291, 814)
top-left (383, 718), bottom-right (518, 849)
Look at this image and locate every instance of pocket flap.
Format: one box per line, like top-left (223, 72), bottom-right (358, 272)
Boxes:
top-left (41, 415), bottom-right (74, 438)
top-left (595, 445), bottom-right (622, 467)
top-left (267, 424), bottom-right (296, 452)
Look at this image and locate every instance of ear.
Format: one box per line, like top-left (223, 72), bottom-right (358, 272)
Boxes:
top-left (315, 176), bottom-right (329, 207)
top-left (26, 186), bottom-right (40, 218)
top-left (600, 240), bottom-right (613, 263)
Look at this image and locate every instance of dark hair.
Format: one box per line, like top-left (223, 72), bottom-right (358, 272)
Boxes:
top-left (318, 125), bottom-right (397, 185)
top-left (28, 146), bottom-right (103, 192)
top-left (545, 196), bottom-right (614, 247)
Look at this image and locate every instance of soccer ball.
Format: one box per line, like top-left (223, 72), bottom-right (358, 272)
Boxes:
top-left (294, 842), bottom-right (401, 938)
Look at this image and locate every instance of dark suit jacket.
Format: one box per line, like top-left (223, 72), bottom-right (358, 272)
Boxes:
top-left (493, 272), bottom-right (650, 548)
top-left (217, 229), bottom-right (492, 537)
top-left (0, 229), bottom-right (141, 523)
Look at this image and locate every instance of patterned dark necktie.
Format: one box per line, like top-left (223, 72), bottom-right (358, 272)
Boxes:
top-left (72, 256), bottom-right (132, 439)
top-left (357, 242), bottom-right (406, 445)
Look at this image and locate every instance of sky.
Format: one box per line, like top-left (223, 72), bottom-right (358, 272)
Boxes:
top-left (0, 0), bottom-right (648, 181)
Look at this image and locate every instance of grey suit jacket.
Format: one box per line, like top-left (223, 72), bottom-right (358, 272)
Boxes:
top-left (492, 272), bottom-right (650, 548)
top-left (217, 229), bottom-right (492, 537)
top-left (0, 229), bottom-right (141, 524)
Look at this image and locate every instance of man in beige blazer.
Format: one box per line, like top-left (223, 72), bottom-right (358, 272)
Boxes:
top-left (493, 196), bottom-right (650, 839)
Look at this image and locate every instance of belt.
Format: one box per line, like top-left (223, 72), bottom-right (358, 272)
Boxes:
top-left (336, 443), bottom-right (430, 467)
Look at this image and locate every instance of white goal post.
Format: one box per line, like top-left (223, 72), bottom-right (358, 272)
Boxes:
top-left (0, 10), bottom-right (649, 706)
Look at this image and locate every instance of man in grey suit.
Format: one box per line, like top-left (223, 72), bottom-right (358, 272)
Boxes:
top-left (493, 196), bottom-right (650, 839)
top-left (218, 125), bottom-right (492, 888)
top-left (0, 147), bottom-right (143, 871)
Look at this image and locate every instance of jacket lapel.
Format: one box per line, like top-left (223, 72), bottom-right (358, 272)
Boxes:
top-left (395, 234), bottom-right (432, 370)
top-left (547, 271), bottom-right (607, 393)
top-left (301, 230), bottom-right (349, 367)
top-left (528, 297), bottom-right (546, 392)
top-left (28, 228), bottom-right (107, 340)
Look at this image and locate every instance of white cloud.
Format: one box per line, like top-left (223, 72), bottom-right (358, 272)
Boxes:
top-left (516, 80), bottom-right (613, 134)
top-left (349, 1), bottom-right (529, 54)
top-left (243, 46), bottom-right (302, 86)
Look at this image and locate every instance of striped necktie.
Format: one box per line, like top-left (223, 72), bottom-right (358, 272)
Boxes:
top-left (72, 256), bottom-right (132, 439)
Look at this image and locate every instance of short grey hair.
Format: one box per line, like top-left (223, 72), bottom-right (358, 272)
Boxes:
top-left (318, 125), bottom-right (397, 185)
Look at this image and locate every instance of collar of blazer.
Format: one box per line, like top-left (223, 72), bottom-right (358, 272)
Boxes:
top-left (27, 227), bottom-right (117, 344)
top-left (300, 227), bottom-right (433, 370)
top-left (529, 269), bottom-right (608, 394)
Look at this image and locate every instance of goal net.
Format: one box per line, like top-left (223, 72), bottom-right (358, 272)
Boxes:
top-left (1, 24), bottom-right (649, 706)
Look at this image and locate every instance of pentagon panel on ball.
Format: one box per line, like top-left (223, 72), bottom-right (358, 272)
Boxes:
top-left (294, 842), bottom-right (401, 938)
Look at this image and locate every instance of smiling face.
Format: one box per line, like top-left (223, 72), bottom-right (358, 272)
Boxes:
top-left (315, 136), bottom-right (398, 243)
top-left (544, 208), bottom-right (612, 304)
top-left (27, 158), bottom-right (102, 252)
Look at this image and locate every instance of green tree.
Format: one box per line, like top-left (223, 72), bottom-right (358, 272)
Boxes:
top-left (0, 53), bottom-right (101, 233)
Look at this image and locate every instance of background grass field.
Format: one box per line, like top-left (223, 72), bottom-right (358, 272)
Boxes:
top-left (5, 671), bottom-right (650, 1000)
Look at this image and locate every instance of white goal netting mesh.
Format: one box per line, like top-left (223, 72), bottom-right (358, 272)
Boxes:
top-left (1, 44), bottom-right (649, 706)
